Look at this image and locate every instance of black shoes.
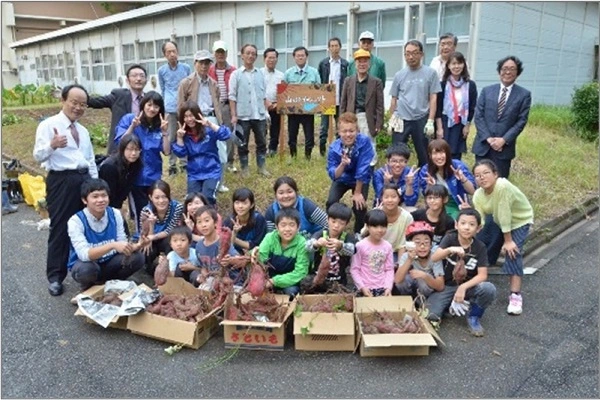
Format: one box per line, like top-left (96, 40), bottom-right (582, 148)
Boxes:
top-left (168, 166), bottom-right (178, 176)
top-left (48, 281), bottom-right (64, 296)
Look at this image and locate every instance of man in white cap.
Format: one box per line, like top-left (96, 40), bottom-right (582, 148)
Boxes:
top-left (347, 31), bottom-right (386, 84)
top-left (177, 50), bottom-right (223, 124)
top-left (209, 40), bottom-right (237, 192)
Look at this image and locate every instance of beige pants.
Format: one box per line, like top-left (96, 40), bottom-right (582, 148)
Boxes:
top-left (356, 112), bottom-right (378, 166)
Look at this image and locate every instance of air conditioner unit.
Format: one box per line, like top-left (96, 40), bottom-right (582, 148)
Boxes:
top-left (59, 20), bottom-right (67, 27)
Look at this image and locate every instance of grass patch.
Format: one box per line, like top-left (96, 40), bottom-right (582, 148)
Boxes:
top-left (2, 105), bottom-right (597, 226)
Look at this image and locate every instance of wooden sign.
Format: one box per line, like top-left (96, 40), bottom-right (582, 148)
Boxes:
top-left (276, 83), bottom-right (336, 115)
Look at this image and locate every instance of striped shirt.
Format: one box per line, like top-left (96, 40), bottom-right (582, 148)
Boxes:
top-left (215, 68), bottom-right (228, 102)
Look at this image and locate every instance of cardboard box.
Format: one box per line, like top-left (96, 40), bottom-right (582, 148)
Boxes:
top-left (355, 296), bottom-right (444, 357)
top-left (73, 283), bottom-right (149, 330)
top-left (126, 278), bottom-right (220, 349)
top-left (293, 294), bottom-right (357, 352)
top-left (221, 293), bottom-right (295, 351)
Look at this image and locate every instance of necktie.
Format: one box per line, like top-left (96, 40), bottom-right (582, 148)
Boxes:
top-left (69, 123), bottom-right (80, 147)
top-left (497, 87), bottom-right (508, 118)
top-left (132, 94), bottom-right (142, 115)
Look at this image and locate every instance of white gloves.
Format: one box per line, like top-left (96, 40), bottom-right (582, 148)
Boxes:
top-left (424, 119), bottom-right (435, 138)
top-left (449, 300), bottom-right (470, 316)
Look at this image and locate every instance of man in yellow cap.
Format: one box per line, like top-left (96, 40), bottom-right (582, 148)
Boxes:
top-left (340, 49), bottom-right (384, 166)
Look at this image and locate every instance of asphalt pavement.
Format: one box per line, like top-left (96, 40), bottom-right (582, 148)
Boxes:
top-left (1, 206), bottom-right (598, 398)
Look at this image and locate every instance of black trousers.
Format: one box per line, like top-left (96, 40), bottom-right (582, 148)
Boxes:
top-left (268, 109), bottom-right (281, 152)
top-left (144, 237), bottom-right (171, 275)
top-left (326, 180), bottom-right (370, 233)
top-left (288, 114), bottom-right (315, 158)
top-left (475, 153), bottom-right (512, 179)
top-left (392, 115), bottom-right (429, 167)
top-left (129, 185), bottom-right (150, 234)
top-left (46, 170), bottom-right (89, 283)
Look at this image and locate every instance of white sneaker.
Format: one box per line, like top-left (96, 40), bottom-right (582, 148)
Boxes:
top-left (217, 185), bottom-right (229, 193)
top-left (227, 165), bottom-right (238, 173)
top-left (507, 293), bottom-right (523, 315)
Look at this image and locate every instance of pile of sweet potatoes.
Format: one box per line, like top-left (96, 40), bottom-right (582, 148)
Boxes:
top-left (361, 311), bottom-right (423, 334)
top-left (297, 294), bottom-right (354, 313)
top-left (225, 292), bottom-right (288, 323)
top-left (98, 292), bottom-right (122, 307)
top-left (146, 293), bottom-right (214, 323)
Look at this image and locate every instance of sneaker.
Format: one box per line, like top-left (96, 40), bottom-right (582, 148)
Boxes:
top-left (227, 165), bottom-right (238, 173)
top-left (467, 316), bottom-right (484, 337)
top-left (507, 293), bottom-right (523, 315)
top-left (217, 185), bottom-right (229, 193)
top-left (258, 168), bottom-right (271, 177)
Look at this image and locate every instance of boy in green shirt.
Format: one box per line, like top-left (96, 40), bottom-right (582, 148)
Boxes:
top-left (257, 208), bottom-right (309, 298)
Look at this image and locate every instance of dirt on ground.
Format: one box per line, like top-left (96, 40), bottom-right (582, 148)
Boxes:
top-left (8, 105), bottom-right (113, 127)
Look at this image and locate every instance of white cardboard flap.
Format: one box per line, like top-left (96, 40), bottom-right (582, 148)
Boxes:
top-left (293, 312), bottom-right (355, 335)
top-left (361, 332), bottom-right (437, 348)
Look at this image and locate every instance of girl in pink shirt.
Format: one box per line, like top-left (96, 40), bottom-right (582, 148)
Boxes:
top-left (351, 209), bottom-right (395, 297)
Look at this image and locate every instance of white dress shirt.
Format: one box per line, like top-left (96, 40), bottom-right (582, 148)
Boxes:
top-left (68, 207), bottom-right (127, 262)
top-left (261, 67), bottom-right (285, 103)
top-left (498, 83), bottom-right (514, 103)
top-left (33, 111), bottom-right (98, 178)
top-left (329, 57), bottom-right (342, 104)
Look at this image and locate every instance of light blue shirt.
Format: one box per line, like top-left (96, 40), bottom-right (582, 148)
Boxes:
top-left (197, 75), bottom-right (214, 115)
top-left (158, 62), bottom-right (192, 113)
top-left (167, 247), bottom-right (200, 273)
top-left (284, 65), bottom-right (321, 84)
top-left (229, 66), bottom-right (266, 120)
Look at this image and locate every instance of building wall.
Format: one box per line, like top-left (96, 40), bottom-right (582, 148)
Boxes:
top-left (475, 1), bottom-right (599, 105)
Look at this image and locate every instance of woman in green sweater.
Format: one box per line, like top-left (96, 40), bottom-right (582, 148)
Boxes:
top-left (472, 159), bottom-right (533, 316)
top-left (257, 208), bottom-right (309, 299)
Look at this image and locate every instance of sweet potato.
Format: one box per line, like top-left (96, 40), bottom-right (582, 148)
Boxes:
top-left (218, 226), bottom-right (233, 261)
top-left (247, 261), bottom-right (268, 298)
top-left (140, 212), bottom-right (152, 238)
top-left (452, 256), bottom-right (467, 284)
top-left (312, 254), bottom-right (331, 287)
top-left (100, 293), bottom-right (122, 306)
top-left (154, 255), bottom-right (169, 286)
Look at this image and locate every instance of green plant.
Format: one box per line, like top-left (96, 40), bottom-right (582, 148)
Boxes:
top-left (88, 123), bottom-right (109, 147)
top-left (571, 81), bottom-right (599, 142)
top-left (1, 113), bottom-right (22, 126)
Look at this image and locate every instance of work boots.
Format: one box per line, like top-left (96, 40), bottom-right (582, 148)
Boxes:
top-left (2, 189), bottom-right (18, 215)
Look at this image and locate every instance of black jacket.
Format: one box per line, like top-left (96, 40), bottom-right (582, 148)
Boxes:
top-left (88, 88), bottom-right (137, 155)
top-left (317, 57), bottom-right (349, 100)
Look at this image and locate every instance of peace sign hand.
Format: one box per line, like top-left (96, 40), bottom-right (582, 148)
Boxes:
top-left (374, 198), bottom-right (383, 210)
top-left (450, 165), bottom-right (466, 183)
top-left (159, 113), bottom-right (168, 133)
top-left (195, 113), bottom-right (209, 127)
top-left (183, 211), bottom-right (194, 230)
top-left (457, 194), bottom-right (471, 210)
top-left (131, 111), bottom-right (143, 129)
top-left (425, 172), bottom-right (436, 187)
top-left (383, 165), bottom-right (393, 183)
top-left (176, 121), bottom-right (186, 139)
top-left (405, 165), bottom-right (420, 185)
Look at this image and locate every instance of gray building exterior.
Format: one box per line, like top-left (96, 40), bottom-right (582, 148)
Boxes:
top-left (8, 1), bottom-right (599, 106)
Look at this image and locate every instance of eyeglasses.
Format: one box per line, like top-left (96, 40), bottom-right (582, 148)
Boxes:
top-left (404, 51), bottom-right (422, 57)
top-left (128, 73), bottom-right (146, 78)
top-left (388, 158), bottom-right (406, 165)
top-left (474, 170), bottom-right (494, 179)
top-left (501, 67), bottom-right (517, 73)
top-left (68, 100), bottom-right (88, 109)
top-left (426, 195), bottom-right (442, 200)
top-left (413, 240), bottom-right (431, 247)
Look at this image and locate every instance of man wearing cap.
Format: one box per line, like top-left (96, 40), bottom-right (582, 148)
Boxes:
top-left (283, 46), bottom-right (321, 160)
top-left (347, 31), bottom-right (386, 84)
top-left (209, 40), bottom-right (237, 191)
top-left (340, 49), bottom-right (384, 166)
top-left (158, 40), bottom-right (191, 176)
top-left (317, 37), bottom-right (348, 157)
top-left (229, 44), bottom-right (270, 178)
top-left (177, 50), bottom-right (223, 125)
top-left (260, 48), bottom-right (285, 157)
top-left (389, 40), bottom-right (441, 167)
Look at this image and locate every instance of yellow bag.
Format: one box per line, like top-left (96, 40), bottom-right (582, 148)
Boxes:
top-left (18, 172), bottom-right (46, 208)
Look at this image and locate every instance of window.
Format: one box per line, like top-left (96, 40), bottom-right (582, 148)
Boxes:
top-left (30, 63), bottom-right (36, 70)
top-left (440, 3), bottom-right (471, 36)
top-left (122, 43), bottom-right (135, 73)
top-left (309, 15), bottom-right (347, 47)
top-left (90, 47), bottom-right (116, 81)
top-left (138, 41), bottom-right (156, 75)
top-left (271, 21), bottom-right (302, 70)
top-left (18, 65), bottom-right (25, 71)
top-left (176, 35), bottom-right (194, 69)
top-left (423, 3), bottom-right (472, 66)
top-left (237, 26), bottom-right (265, 68)
top-left (66, 52), bottom-right (75, 81)
top-left (80, 50), bottom-right (90, 80)
top-left (56, 54), bottom-right (65, 79)
top-left (197, 31), bottom-right (221, 52)
top-left (35, 57), bottom-right (42, 78)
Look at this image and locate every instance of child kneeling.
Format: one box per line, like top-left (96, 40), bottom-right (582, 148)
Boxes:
top-left (68, 179), bottom-right (147, 291)
top-left (257, 208), bottom-right (310, 299)
top-left (394, 221), bottom-right (444, 298)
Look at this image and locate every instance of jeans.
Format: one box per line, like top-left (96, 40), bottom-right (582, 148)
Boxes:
top-left (426, 281), bottom-right (497, 321)
top-left (187, 178), bottom-right (219, 205)
top-left (129, 185), bottom-right (150, 234)
top-left (71, 252), bottom-right (144, 290)
top-left (395, 274), bottom-right (435, 297)
top-left (392, 115), bottom-right (429, 167)
top-left (326, 180), bottom-right (370, 233)
top-left (476, 214), bottom-right (504, 266)
top-left (238, 119), bottom-right (267, 168)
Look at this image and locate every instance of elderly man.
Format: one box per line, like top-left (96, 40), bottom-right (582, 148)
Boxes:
top-left (340, 49), bottom-right (384, 166)
top-left (260, 48), bottom-right (285, 157)
top-left (473, 56), bottom-right (531, 179)
top-left (33, 84), bottom-right (98, 296)
top-left (430, 33), bottom-right (459, 80)
top-left (317, 37), bottom-right (348, 157)
top-left (347, 31), bottom-right (386, 84)
top-left (229, 44), bottom-right (270, 177)
top-left (389, 40), bottom-right (441, 167)
top-left (88, 64), bottom-right (147, 155)
top-left (209, 40), bottom-right (237, 190)
top-left (158, 40), bottom-right (191, 176)
top-left (177, 50), bottom-right (223, 124)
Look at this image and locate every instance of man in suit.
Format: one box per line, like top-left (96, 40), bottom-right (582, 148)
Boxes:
top-left (317, 37), bottom-right (348, 157)
top-left (87, 64), bottom-right (147, 155)
top-left (177, 50), bottom-right (223, 125)
top-left (473, 55), bottom-right (531, 179)
top-left (340, 49), bottom-right (384, 167)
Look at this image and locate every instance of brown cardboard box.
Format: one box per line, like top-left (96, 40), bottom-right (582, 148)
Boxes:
top-left (73, 283), bottom-right (151, 330)
top-left (126, 278), bottom-right (220, 349)
top-left (293, 294), bottom-right (357, 351)
top-left (355, 296), bottom-right (444, 357)
top-left (221, 293), bottom-right (295, 351)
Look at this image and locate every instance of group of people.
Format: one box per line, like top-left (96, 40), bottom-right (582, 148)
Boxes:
top-left (33, 31), bottom-right (534, 338)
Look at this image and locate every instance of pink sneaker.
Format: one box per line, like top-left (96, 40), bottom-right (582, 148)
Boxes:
top-left (507, 293), bottom-right (523, 315)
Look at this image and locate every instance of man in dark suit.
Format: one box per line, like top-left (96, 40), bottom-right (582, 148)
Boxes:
top-left (340, 49), bottom-right (384, 166)
top-left (88, 64), bottom-right (147, 155)
top-left (317, 37), bottom-right (348, 157)
top-left (472, 56), bottom-right (531, 179)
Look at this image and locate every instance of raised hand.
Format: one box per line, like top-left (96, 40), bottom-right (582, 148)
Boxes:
top-left (450, 164), bottom-right (466, 183)
top-left (457, 194), bottom-right (471, 210)
top-left (51, 127), bottom-right (68, 149)
top-left (340, 152), bottom-right (351, 168)
top-left (373, 198), bottom-right (383, 210)
top-left (231, 216), bottom-right (244, 234)
top-left (195, 113), bottom-right (209, 127)
top-left (131, 111), bottom-right (143, 129)
top-left (405, 165), bottom-right (420, 186)
top-left (159, 113), bottom-right (168, 133)
top-left (176, 121), bottom-right (186, 139)
top-left (183, 211), bottom-right (194, 230)
top-left (383, 165), bottom-right (393, 183)
top-left (425, 172), bottom-right (436, 187)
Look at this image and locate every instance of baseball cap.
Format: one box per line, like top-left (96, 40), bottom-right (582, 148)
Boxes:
top-left (212, 40), bottom-right (228, 52)
top-left (194, 50), bottom-right (213, 62)
top-left (358, 31), bottom-right (375, 41)
top-left (353, 49), bottom-right (371, 60)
